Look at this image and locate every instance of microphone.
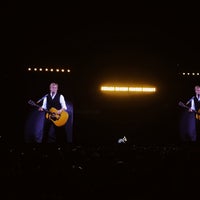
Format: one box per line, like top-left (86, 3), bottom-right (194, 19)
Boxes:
top-left (36, 94), bottom-right (48, 103)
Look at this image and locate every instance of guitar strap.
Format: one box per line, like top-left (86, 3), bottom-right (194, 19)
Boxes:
top-left (37, 94), bottom-right (48, 104)
top-left (186, 96), bottom-right (194, 105)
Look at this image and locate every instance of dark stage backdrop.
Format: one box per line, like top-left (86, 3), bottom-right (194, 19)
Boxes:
top-left (2, 67), bottom-right (198, 145)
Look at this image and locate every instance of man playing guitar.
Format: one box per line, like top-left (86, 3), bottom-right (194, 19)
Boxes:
top-left (38, 82), bottom-right (68, 144)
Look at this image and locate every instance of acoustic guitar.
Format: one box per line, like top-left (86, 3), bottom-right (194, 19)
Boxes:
top-left (178, 101), bottom-right (200, 120)
top-left (28, 100), bottom-right (69, 127)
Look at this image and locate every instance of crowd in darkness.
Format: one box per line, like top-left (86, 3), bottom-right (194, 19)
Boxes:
top-left (0, 142), bottom-right (200, 199)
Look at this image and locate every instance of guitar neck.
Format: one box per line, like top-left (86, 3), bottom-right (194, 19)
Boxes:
top-left (178, 101), bottom-right (198, 113)
top-left (28, 100), bottom-right (51, 114)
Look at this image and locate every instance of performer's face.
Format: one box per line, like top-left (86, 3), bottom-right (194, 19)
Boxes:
top-left (50, 84), bottom-right (58, 93)
top-left (195, 87), bottom-right (200, 95)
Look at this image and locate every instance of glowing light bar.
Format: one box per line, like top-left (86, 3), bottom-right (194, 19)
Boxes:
top-left (101, 86), bottom-right (156, 93)
top-left (115, 87), bottom-right (129, 91)
top-left (129, 87), bottom-right (143, 91)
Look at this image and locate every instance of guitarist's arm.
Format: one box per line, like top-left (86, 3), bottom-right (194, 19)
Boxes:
top-left (189, 98), bottom-right (196, 112)
top-left (186, 98), bottom-right (199, 113)
top-left (59, 94), bottom-right (67, 114)
top-left (38, 96), bottom-right (47, 112)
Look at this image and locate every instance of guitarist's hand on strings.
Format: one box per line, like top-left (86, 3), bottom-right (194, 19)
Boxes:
top-left (57, 108), bottom-right (64, 115)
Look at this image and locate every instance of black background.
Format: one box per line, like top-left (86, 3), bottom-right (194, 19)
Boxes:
top-left (2, 3), bottom-right (200, 145)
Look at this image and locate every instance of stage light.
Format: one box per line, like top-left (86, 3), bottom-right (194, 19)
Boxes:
top-left (115, 87), bottom-right (129, 91)
top-left (101, 86), bottom-right (156, 93)
top-left (26, 66), bottom-right (71, 73)
top-left (180, 72), bottom-right (199, 76)
top-left (101, 86), bottom-right (115, 91)
top-left (129, 87), bottom-right (143, 91)
top-left (142, 87), bottom-right (156, 92)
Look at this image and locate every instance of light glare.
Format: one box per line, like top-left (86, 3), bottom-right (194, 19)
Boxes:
top-left (101, 86), bottom-right (156, 93)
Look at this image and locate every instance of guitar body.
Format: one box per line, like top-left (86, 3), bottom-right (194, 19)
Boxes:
top-left (45, 107), bottom-right (69, 127)
top-left (28, 100), bottom-right (69, 127)
top-left (196, 111), bottom-right (200, 120)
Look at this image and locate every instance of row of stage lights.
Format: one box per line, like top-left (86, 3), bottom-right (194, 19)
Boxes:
top-left (26, 68), bottom-right (198, 93)
top-left (180, 72), bottom-right (199, 76)
top-left (27, 67), bottom-right (71, 73)
top-left (27, 68), bottom-right (199, 76)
